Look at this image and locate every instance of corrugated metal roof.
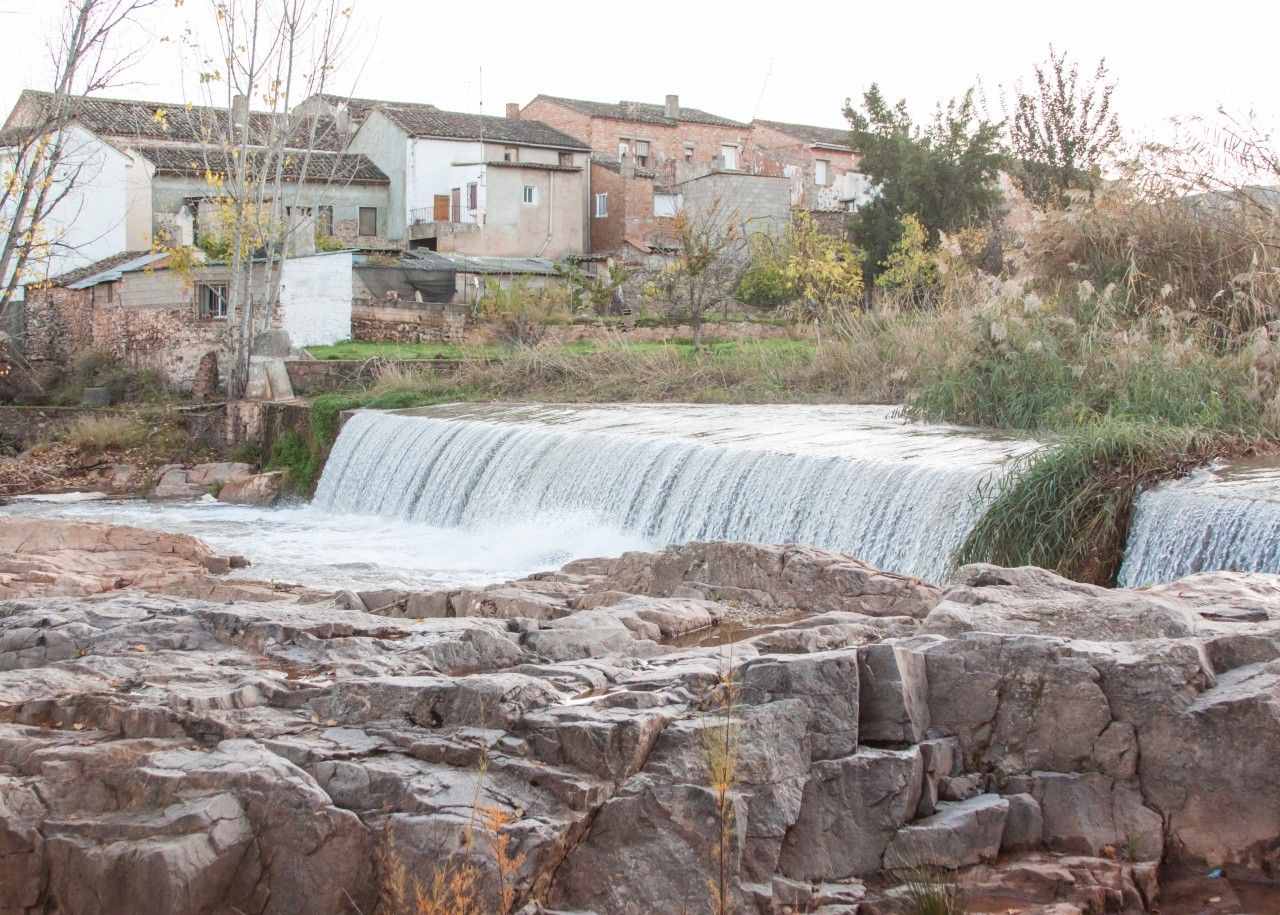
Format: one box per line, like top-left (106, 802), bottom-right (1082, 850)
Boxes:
top-left (437, 254), bottom-right (560, 276)
top-left (64, 251), bottom-right (170, 289)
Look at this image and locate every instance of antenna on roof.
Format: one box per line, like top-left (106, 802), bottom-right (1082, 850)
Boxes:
top-left (750, 56), bottom-right (775, 121)
top-left (478, 66), bottom-right (483, 115)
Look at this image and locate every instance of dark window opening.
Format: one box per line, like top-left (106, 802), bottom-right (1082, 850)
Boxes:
top-left (197, 283), bottom-right (229, 319)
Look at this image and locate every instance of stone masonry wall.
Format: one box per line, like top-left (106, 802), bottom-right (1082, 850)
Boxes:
top-left (350, 303), bottom-right (470, 345)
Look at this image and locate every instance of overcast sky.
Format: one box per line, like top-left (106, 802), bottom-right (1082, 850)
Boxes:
top-left (1, 0), bottom-right (1277, 141)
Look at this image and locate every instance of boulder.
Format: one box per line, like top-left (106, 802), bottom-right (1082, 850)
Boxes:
top-left (148, 467), bottom-right (205, 500)
top-left (1138, 660), bottom-right (1280, 870)
top-left (1000, 792), bottom-right (1045, 853)
top-left (857, 639), bottom-right (933, 745)
top-left (926, 564), bottom-right (1202, 640)
top-left (883, 794), bottom-right (1009, 870)
top-left (1005, 772), bottom-right (1163, 861)
top-left (217, 470), bottom-right (288, 507)
top-left (186, 462), bottom-right (256, 487)
top-left (778, 747), bottom-right (923, 879)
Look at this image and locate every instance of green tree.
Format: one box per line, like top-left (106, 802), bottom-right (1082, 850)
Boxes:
top-left (875, 214), bottom-right (939, 307)
top-left (1008, 47), bottom-right (1122, 208)
top-left (844, 85), bottom-right (1005, 280)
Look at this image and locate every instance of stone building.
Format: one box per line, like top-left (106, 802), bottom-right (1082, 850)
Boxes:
top-left (24, 249), bottom-right (355, 391)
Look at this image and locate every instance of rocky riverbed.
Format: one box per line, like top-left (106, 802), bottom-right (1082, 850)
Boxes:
top-left (1, 519), bottom-right (1278, 913)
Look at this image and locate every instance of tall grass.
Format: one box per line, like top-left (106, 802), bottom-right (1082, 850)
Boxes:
top-left (52, 413), bottom-right (151, 451)
top-left (954, 421), bottom-right (1267, 584)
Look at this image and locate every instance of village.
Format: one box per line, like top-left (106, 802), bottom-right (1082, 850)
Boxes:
top-left (1, 1), bottom-right (1280, 914)
top-left (3, 87), bottom-right (869, 397)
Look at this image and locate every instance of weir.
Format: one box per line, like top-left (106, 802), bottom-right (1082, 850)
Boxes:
top-left (1118, 456), bottom-right (1280, 587)
top-left (313, 403), bottom-right (1035, 583)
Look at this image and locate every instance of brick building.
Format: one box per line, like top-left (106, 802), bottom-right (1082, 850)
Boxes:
top-left (749, 119), bottom-right (870, 228)
top-left (518, 95), bottom-right (753, 183)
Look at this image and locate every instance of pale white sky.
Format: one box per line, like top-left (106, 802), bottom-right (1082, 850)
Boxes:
top-left (1, 0), bottom-right (1277, 141)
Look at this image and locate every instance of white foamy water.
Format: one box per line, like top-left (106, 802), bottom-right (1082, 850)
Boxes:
top-left (1118, 456), bottom-right (1280, 587)
top-left (0, 497), bottom-right (650, 591)
top-left (314, 403), bottom-right (1036, 583)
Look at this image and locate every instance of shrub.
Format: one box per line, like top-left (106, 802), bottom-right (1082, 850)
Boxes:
top-left (477, 279), bottom-right (569, 347)
top-left (44, 349), bottom-right (176, 406)
top-left (53, 413), bottom-right (150, 451)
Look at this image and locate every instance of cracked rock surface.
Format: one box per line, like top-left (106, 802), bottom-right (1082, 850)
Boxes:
top-left (0, 521), bottom-right (1278, 914)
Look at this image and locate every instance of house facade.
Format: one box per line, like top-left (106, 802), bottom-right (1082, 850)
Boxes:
top-left (23, 249), bottom-right (354, 389)
top-left (0, 90), bottom-right (392, 289)
top-left (518, 95), bottom-right (752, 180)
top-left (749, 119), bottom-right (871, 227)
top-left (338, 100), bottom-right (590, 257)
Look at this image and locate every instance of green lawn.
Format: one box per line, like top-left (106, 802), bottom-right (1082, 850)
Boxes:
top-left (304, 341), bottom-right (500, 360)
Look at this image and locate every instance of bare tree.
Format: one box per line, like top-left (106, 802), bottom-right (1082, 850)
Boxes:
top-left (0, 0), bottom-right (158, 317)
top-left (1007, 47), bottom-right (1122, 208)
top-left (172, 0), bottom-right (359, 397)
top-left (648, 197), bottom-right (756, 348)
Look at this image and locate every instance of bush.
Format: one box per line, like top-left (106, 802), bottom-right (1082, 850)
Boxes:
top-left (52, 413), bottom-right (151, 451)
top-left (477, 279), bottom-right (570, 347)
top-left (43, 349), bottom-right (177, 406)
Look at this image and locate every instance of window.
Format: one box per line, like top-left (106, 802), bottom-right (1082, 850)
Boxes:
top-left (197, 282), bottom-right (228, 319)
top-left (558, 151), bottom-right (573, 166)
top-left (617, 140), bottom-right (630, 159)
top-left (683, 141), bottom-right (695, 164)
top-left (594, 192), bottom-right (609, 218)
top-left (358, 206), bottom-right (378, 236)
top-left (503, 147), bottom-right (518, 162)
top-left (522, 185), bottom-right (537, 205)
top-left (720, 144), bottom-right (739, 170)
top-left (634, 140), bottom-right (650, 168)
top-left (466, 182), bottom-right (478, 211)
top-left (653, 193), bottom-right (681, 218)
top-left (815, 159), bottom-right (830, 186)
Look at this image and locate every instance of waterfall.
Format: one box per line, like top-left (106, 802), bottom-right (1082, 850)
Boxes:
top-left (314, 404), bottom-right (1032, 584)
top-left (1118, 461), bottom-right (1280, 587)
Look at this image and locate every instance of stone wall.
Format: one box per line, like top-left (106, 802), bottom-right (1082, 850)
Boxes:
top-left (350, 303), bottom-right (469, 345)
top-left (285, 358), bottom-right (474, 395)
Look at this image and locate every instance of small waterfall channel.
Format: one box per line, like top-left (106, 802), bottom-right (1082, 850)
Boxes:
top-left (314, 404), bottom-right (1036, 584)
top-left (1118, 456), bottom-right (1280, 587)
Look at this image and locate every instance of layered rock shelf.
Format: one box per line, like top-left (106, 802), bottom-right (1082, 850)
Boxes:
top-left (1, 522), bottom-right (1278, 913)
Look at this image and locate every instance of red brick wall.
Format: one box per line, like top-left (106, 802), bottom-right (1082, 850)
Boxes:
top-left (520, 99), bottom-right (753, 174)
top-left (748, 123), bottom-right (860, 211)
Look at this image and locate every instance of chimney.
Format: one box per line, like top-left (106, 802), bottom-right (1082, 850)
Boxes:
top-left (505, 102), bottom-right (521, 119)
top-left (231, 94), bottom-right (249, 130)
top-left (335, 106), bottom-right (353, 135)
top-left (664, 94), bottom-right (680, 120)
top-left (620, 153), bottom-right (635, 179)
top-left (711, 155), bottom-right (725, 173)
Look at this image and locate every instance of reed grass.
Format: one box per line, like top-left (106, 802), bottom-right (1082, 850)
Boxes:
top-left (954, 421), bottom-right (1268, 585)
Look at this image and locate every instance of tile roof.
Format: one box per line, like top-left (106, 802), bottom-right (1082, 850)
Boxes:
top-left (133, 144), bottom-right (388, 183)
top-left (753, 119), bottom-right (855, 150)
top-left (452, 160), bottom-right (582, 172)
top-left (535, 95), bottom-right (747, 129)
top-left (45, 250), bottom-right (154, 287)
top-left (8, 90), bottom-right (349, 151)
top-left (377, 103), bottom-right (589, 149)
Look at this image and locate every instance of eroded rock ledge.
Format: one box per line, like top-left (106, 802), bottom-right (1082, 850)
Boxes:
top-left (0, 522), bottom-right (1278, 914)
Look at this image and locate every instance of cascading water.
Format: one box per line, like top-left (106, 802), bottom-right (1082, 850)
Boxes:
top-left (313, 404), bottom-right (1036, 584)
top-left (1117, 457), bottom-right (1280, 587)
